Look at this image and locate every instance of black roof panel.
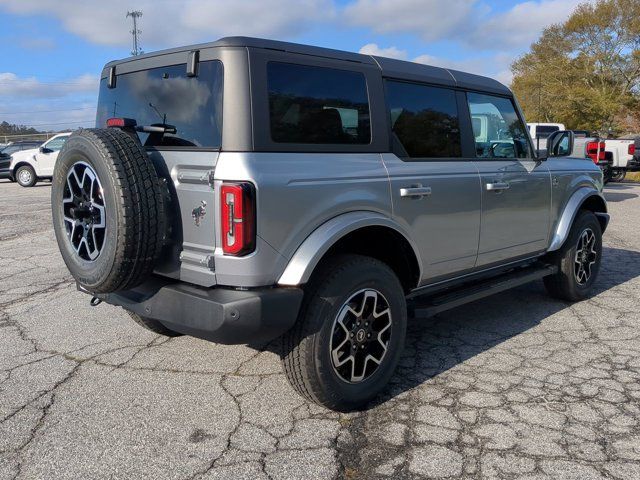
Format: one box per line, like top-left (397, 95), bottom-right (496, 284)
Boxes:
top-left (104, 36), bottom-right (511, 95)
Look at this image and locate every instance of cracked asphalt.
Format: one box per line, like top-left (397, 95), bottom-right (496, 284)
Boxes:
top-left (1, 178), bottom-right (639, 480)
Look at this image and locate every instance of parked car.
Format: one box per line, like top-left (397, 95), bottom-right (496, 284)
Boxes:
top-left (51, 37), bottom-right (608, 411)
top-left (0, 140), bottom-right (43, 180)
top-left (630, 137), bottom-right (640, 171)
top-left (9, 133), bottom-right (71, 187)
top-left (605, 136), bottom-right (639, 181)
top-left (527, 122), bottom-right (566, 150)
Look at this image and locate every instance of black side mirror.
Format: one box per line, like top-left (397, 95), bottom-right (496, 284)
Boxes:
top-left (39, 147), bottom-right (53, 154)
top-left (546, 130), bottom-right (574, 158)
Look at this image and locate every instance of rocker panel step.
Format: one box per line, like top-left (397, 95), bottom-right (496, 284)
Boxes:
top-left (409, 263), bottom-right (558, 319)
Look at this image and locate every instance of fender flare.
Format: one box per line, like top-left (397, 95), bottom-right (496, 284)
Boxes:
top-left (548, 188), bottom-right (608, 251)
top-left (277, 211), bottom-right (422, 286)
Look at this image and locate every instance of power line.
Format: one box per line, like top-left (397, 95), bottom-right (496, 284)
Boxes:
top-left (18, 119), bottom-right (95, 127)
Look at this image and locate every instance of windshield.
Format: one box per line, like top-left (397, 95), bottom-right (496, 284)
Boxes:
top-left (96, 60), bottom-right (223, 148)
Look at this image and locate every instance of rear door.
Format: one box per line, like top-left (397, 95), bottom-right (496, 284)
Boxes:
top-left (382, 80), bottom-right (481, 284)
top-left (466, 92), bottom-right (551, 267)
top-left (96, 58), bottom-right (224, 286)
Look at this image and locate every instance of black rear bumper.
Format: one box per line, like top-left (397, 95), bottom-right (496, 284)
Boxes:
top-left (90, 277), bottom-right (303, 345)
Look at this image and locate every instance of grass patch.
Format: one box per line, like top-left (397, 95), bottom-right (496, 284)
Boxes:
top-left (625, 172), bottom-right (640, 182)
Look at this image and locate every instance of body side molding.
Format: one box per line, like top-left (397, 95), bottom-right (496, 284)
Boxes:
top-left (277, 211), bottom-right (422, 286)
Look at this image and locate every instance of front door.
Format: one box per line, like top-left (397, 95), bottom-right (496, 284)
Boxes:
top-left (383, 81), bottom-right (481, 285)
top-left (34, 135), bottom-right (67, 176)
top-left (466, 92), bottom-right (551, 267)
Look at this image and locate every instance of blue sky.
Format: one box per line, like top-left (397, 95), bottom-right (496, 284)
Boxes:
top-left (0, 0), bottom-right (584, 131)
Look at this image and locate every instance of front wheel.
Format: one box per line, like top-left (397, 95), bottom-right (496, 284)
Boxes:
top-left (282, 255), bottom-right (407, 411)
top-left (16, 165), bottom-right (37, 187)
top-left (544, 210), bottom-right (602, 301)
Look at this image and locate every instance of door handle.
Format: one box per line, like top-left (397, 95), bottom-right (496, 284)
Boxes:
top-left (486, 182), bottom-right (510, 192)
top-left (400, 186), bottom-right (432, 198)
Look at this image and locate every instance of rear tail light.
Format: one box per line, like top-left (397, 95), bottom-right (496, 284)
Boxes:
top-left (629, 143), bottom-right (636, 155)
top-left (586, 141), bottom-right (599, 164)
top-left (106, 117), bottom-right (137, 128)
top-left (586, 141), bottom-right (606, 164)
top-left (220, 182), bottom-right (256, 256)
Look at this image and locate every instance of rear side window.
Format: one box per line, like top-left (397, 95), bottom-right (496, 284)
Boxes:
top-left (267, 62), bottom-right (370, 144)
top-left (96, 60), bottom-right (223, 148)
top-left (385, 80), bottom-right (461, 158)
top-left (467, 92), bottom-right (532, 159)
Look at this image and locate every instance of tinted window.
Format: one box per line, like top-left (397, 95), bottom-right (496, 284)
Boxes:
top-left (96, 60), bottom-right (223, 148)
top-left (386, 81), bottom-right (461, 158)
top-left (535, 125), bottom-right (559, 138)
top-left (468, 93), bottom-right (532, 159)
top-left (267, 62), bottom-right (370, 144)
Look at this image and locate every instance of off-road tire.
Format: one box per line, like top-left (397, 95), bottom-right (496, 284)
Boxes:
top-left (543, 210), bottom-right (602, 301)
top-left (16, 165), bottom-right (37, 187)
top-left (126, 310), bottom-right (183, 337)
top-left (52, 128), bottom-right (165, 293)
top-left (282, 254), bottom-right (407, 411)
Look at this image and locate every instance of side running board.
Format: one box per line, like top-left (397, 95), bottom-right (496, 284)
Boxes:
top-left (408, 263), bottom-right (558, 319)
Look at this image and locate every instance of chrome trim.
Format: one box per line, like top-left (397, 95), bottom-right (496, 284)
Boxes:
top-left (400, 186), bottom-right (432, 198)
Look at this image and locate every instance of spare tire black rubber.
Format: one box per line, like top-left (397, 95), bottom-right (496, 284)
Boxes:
top-left (52, 128), bottom-right (165, 293)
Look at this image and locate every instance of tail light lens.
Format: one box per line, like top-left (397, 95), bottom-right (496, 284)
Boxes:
top-left (599, 141), bottom-right (606, 161)
top-left (586, 141), bottom-right (599, 164)
top-left (629, 143), bottom-right (636, 155)
top-left (220, 182), bottom-right (255, 256)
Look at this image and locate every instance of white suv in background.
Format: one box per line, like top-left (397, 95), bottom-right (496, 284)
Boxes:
top-left (10, 132), bottom-right (71, 187)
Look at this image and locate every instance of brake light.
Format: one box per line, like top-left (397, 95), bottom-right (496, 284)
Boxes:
top-left (599, 141), bottom-right (606, 161)
top-left (220, 182), bottom-right (255, 256)
top-left (106, 117), bottom-right (137, 128)
top-left (586, 141), bottom-right (599, 164)
top-left (629, 144), bottom-right (636, 155)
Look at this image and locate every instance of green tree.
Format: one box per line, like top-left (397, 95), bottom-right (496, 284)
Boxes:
top-left (511, 0), bottom-right (640, 135)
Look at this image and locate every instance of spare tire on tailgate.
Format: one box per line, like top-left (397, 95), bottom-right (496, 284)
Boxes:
top-left (52, 128), bottom-right (165, 293)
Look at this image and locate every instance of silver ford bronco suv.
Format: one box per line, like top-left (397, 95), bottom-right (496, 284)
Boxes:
top-left (52, 37), bottom-right (608, 411)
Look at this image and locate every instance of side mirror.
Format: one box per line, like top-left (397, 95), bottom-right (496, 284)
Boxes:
top-left (39, 147), bottom-right (53, 154)
top-left (546, 130), bottom-right (574, 158)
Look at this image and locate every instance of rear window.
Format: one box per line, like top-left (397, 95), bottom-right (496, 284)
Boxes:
top-left (535, 125), bottom-right (560, 138)
top-left (96, 60), bottom-right (223, 148)
top-left (267, 62), bottom-right (371, 144)
top-left (385, 80), bottom-right (461, 158)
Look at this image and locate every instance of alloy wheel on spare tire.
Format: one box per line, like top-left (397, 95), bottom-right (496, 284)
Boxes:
top-left (51, 128), bottom-right (165, 293)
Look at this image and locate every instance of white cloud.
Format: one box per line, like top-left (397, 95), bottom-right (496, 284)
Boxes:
top-left (358, 43), bottom-right (408, 60)
top-left (346, 0), bottom-right (476, 42)
top-left (0, 73), bottom-right (98, 99)
top-left (0, 0), bottom-right (334, 49)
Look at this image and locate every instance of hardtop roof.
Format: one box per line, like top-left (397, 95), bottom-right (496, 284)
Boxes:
top-left (103, 36), bottom-right (511, 96)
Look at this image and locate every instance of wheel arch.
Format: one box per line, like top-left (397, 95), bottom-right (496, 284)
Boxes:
top-left (277, 211), bottom-right (422, 292)
top-left (12, 161), bottom-right (36, 178)
top-left (548, 188), bottom-right (609, 252)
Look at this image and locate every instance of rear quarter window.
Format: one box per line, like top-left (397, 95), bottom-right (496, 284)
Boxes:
top-left (96, 60), bottom-right (223, 148)
top-left (267, 62), bottom-right (371, 145)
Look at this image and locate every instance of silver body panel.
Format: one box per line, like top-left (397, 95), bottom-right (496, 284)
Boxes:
top-left (98, 37), bottom-right (607, 293)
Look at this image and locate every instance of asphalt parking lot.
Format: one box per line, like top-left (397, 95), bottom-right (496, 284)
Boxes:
top-left (1, 179), bottom-right (639, 480)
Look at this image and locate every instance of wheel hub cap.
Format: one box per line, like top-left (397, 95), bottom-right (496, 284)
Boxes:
top-left (574, 228), bottom-right (597, 285)
top-left (62, 162), bottom-right (106, 261)
top-left (330, 289), bottom-right (393, 383)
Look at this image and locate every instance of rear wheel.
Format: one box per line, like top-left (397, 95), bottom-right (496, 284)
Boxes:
top-left (16, 165), bottom-right (37, 187)
top-left (126, 311), bottom-right (183, 337)
top-left (611, 169), bottom-right (626, 182)
top-left (282, 255), bottom-right (407, 411)
top-left (544, 210), bottom-right (602, 301)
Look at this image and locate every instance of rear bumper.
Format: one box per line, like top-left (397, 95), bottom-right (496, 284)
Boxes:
top-left (90, 277), bottom-right (304, 345)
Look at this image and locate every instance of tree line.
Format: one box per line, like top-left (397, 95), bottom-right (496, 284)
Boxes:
top-left (511, 0), bottom-right (640, 136)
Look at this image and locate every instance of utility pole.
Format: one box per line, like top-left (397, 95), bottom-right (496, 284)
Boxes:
top-left (126, 11), bottom-right (143, 56)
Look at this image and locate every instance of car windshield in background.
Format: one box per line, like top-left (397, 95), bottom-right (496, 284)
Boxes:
top-left (96, 60), bottom-right (223, 148)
